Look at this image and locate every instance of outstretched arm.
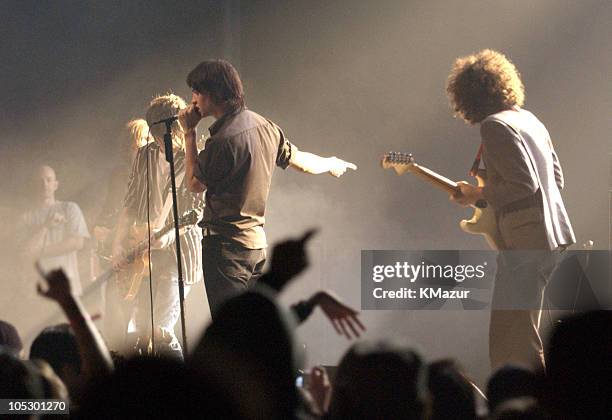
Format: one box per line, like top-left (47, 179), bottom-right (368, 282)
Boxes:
top-left (291, 290), bottom-right (366, 339)
top-left (36, 266), bottom-right (113, 379)
top-left (289, 149), bottom-right (357, 177)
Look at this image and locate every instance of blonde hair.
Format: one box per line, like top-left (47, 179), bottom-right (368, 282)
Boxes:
top-left (126, 119), bottom-right (153, 149)
top-left (145, 94), bottom-right (187, 149)
top-left (446, 49), bottom-right (525, 124)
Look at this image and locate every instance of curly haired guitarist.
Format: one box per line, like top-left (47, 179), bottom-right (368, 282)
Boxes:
top-left (446, 50), bottom-right (575, 370)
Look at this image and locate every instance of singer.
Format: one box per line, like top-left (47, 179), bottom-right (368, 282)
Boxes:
top-left (179, 59), bottom-right (357, 319)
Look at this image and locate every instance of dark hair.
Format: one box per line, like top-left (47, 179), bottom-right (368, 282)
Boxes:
top-left (544, 311), bottom-right (612, 419)
top-left (191, 289), bottom-right (298, 420)
top-left (30, 324), bottom-right (81, 376)
top-left (447, 49), bottom-right (524, 124)
top-left (487, 364), bottom-right (537, 412)
top-left (428, 359), bottom-right (477, 420)
top-left (329, 341), bottom-right (429, 420)
top-left (77, 356), bottom-right (241, 419)
top-left (186, 59), bottom-right (245, 111)
top-left (0, 350), bottom-right (45, 399)
top-left (0, 320), bottom-right (23, 355)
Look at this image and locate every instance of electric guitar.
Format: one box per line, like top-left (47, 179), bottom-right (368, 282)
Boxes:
top-left (93, 209), bottom-right (199, 300)
top-left (381, 152), bottom-right (502, 250)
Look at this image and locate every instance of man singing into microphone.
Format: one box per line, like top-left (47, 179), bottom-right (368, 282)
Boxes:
top-left (179, 59), bottom-right (357, 319)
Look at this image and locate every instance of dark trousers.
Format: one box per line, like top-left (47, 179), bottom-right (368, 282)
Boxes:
top-left (202, 235), bottom-right (266, 320)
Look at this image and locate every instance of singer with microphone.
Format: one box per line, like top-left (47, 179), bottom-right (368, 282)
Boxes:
top-left (179, 59), bottom-right (357, 319)
top-left (110, 94), bottom-right (204, 359)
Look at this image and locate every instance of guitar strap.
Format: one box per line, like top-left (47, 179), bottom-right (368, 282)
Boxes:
top-left (469, 143), bottom-right (484, 177)
top-left (153, 170), bottom-right (185, 230)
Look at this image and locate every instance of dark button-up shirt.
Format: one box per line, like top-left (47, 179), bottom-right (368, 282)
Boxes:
top-left (194, 108), bottom-right (293, 249)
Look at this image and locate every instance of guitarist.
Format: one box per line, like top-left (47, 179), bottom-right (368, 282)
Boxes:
top-left (111, 94), bottom-right (204, 359)
top-left (446, 50), bottom-right (575, 370)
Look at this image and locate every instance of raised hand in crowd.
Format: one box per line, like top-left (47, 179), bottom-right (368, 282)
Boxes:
top-left (312, 291), bottom-right (366, 339)
top-left (291, 290), bottom-right (365, 338)
top-left (306, 365), bottom-right (332, 416)
top-left (258, 229), bottom-right (366, 337)
top-left (36, 265), bottom-right (113, 379)
top-left (260, 228), bottom-right (318, 292)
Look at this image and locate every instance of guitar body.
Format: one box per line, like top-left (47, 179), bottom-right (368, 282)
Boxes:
top-left (93, 209), bottom-right (199, 301)
top-left (116, 224), bottom-right (151, 301)
top-left (458, 172), bottom-right (503, 250)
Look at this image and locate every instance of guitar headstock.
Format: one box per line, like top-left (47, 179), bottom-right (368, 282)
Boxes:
top-left (381, 152), bottom-right (417, 175)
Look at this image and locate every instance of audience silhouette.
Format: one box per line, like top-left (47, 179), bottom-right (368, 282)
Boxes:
top-left (0, 229), bottom-right (609, 419)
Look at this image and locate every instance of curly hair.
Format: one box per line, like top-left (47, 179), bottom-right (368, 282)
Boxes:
top-left (446, 49), bottom-right (524, 124)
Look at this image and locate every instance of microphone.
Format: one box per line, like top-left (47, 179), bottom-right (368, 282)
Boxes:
top-left (150, 116), bottom-right (179, 126)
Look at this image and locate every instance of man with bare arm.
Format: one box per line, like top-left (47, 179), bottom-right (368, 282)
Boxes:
top-left (20, 165), bottom-right (90, 296)
top-left (179, 59), bottom-right (357, 319)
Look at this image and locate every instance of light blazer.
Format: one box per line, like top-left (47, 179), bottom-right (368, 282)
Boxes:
top-left (480, 108), bottom-right (575, 250)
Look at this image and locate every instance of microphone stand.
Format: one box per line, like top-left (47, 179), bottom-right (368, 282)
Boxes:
top-left (163, 120), bottom-right (188, 355)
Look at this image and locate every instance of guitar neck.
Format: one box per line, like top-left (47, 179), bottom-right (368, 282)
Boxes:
top-left (91, 212), bottom-right (196, 287)
top-left (127, 222), bottom-right (180, 259)
top-left (91, 224), bottom-right (172, 290)
top-left (412, 164), bottom-right (459, 195)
